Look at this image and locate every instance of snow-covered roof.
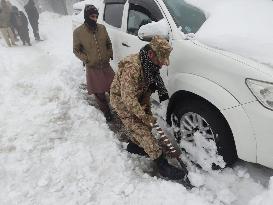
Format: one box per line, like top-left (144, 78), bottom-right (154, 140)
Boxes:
top-left (185, 0), bottom-right (273, 68)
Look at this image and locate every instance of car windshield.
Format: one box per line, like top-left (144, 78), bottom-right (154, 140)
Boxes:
top-left (163, 0), bottom-right (206, 34)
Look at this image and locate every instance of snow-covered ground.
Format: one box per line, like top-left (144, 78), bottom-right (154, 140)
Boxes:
top-left (0, 8), bottom-right (273, 205)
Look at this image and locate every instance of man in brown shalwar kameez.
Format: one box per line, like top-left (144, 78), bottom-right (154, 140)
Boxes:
top-left (73, 5), bottom-right (114, 121)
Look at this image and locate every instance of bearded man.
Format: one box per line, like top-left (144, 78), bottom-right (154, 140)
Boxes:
top-left (73, 5), bottom-right (114, 121)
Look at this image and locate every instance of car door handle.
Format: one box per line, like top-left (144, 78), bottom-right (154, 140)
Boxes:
top-left (122, 42), bottom-right (130, 47)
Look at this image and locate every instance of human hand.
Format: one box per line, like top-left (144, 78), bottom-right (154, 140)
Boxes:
top-left (143, 115), bottom-right (157, 128)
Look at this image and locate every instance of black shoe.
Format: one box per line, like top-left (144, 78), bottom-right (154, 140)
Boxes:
top-left (126, 141), bottom-right (148, 156)
top-left (104, 111), bottom-right (113, 122)
top-left (154, 154), bottom-right (187, 180)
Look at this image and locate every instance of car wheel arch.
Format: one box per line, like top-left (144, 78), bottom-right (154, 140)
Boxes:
top-left (166, 87), bottom-right (257, 164)
top-left (166, 90), bottom-right (229, 128)
top-left (166, 90), bottom-right (240, 166)
top-left (166, 73), bottom-right (257, 163)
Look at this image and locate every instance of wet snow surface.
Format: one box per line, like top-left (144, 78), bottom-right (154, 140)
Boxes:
top-left (0, 12), bottom-right (273, 205)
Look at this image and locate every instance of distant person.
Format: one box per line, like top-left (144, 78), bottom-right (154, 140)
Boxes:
top-left (5, 1), bottom-right (18, 40)
top-left (5, 0), bottom-right (11, 8)
top-left (16, 11), bottom-right (31, 46)
top-left (24, 0), bottom-right (40, 41)
top-left (0, 0), bottom-right (16, 47)
top-left (10, 6), bottom-right (19, 41)
top-left (73, 5), bottom-right (114, 121)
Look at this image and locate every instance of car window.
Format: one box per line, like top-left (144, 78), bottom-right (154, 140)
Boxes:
top-left (163, 0), bottom-right (206, 34)
top-left (127, 8), bottom-right (152, 35)
top-left (104, 3), bottom-right (124, 28)
top-left (127, 0), bottom-right (163, 36)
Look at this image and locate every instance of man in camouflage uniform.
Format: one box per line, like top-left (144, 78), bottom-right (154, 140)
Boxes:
top-left (110, 36), bottom-right (186, 180)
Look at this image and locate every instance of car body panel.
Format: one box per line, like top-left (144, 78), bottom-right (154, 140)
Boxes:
top-left (243, 101), bottom-right (273, 168)
top-left (168, 73), bottom-right (257, 163)
top-left (169, 39), bottom-right (273, 105)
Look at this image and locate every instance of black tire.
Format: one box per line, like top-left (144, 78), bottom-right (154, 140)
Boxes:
top-left (171, 96), bottom-right (238, 167)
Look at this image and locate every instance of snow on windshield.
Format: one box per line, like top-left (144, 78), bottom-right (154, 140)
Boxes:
top-left (185, 0), bottom-right (273, 68)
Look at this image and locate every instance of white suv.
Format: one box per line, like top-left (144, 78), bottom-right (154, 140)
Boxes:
top-left (72, 0), bottom-right (273, 169)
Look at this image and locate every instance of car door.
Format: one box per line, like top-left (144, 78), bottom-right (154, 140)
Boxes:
top-left (119, 0), bottom-right (164, 57)
top-left (119, 0), bottom-right (169, 101)
top-left (102, 0), bottom-right (127, 71)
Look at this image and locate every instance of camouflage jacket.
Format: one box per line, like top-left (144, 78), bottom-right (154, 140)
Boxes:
top-left (110, 54), bottom-right (153, 124)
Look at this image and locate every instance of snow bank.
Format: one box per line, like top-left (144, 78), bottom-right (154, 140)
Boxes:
top-left (250, 177), bottom-right (273, 205)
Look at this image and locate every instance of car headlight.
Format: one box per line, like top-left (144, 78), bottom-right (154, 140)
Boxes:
top-left (73, 9), bottom-right (82, 15)
top-left (246, 79), bottom-right (273, 111)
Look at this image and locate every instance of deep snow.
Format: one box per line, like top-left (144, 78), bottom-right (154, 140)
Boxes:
top-left (0, 4), bottom-right (273, 205)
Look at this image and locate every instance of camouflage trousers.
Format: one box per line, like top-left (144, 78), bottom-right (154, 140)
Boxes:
top-left (112, 102), bottom-right (162, 160)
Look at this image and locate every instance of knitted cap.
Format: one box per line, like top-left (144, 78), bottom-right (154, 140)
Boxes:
top-left (84, 4), bottom-right (99, 20)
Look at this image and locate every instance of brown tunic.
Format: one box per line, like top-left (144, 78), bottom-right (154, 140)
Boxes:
top-left (73, 23), bottom-right (114, 94)
top-left (86, 63), bottom-right (114, 94)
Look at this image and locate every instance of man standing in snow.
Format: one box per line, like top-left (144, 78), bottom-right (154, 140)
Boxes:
top-left (73, 5), bottom-right (114, 122)
top-left (0, 0), bottom-right (16, 47)
top-left (16, 10), bottom-right (31, 46)
top-left (110, 36), bottom-right (186, 180)
top-left (10, 6), bottom-right (20, 41)
top-left (24, 0), bottom-right (40, 41)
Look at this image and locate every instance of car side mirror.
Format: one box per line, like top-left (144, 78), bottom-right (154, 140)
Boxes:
top-left (138, 19), bottom-right (170, 41)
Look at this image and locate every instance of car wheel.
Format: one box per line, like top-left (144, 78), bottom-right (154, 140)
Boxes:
top-left (171, 96), bottom-right (238, 167)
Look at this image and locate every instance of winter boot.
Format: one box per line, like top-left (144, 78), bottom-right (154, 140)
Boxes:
top-left (104, 111), bottom-right (113, 122)
top-left (126, 141), bottom-right (148, 157)
top-left (154, 154), bottom-right (187, 180)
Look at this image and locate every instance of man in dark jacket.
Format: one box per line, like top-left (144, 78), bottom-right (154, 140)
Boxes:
top-left (16, 10), bottom-right (31, 46)
top-left (0, 0), bottom-right (16, 46)
top-left (10, 5), bottom-right (19, 41)
top-left (73, 5), bottom-right (114, 121)
top-left (24, 0), bottom-right (40, 40)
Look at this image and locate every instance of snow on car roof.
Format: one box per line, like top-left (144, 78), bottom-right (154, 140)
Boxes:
top-left (185, 0), bottom-right (273, 68)
top-left (73, 0), bottom-right (273, 68)
top-left (73, 0), bottom-right (102, 10)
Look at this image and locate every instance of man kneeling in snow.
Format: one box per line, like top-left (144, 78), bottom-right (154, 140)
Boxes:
top-left (110, 36), bottom-right (185, 180)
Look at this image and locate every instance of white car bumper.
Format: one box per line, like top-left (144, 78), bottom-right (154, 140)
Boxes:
top-left (242, 101), bottom-right (273, 169)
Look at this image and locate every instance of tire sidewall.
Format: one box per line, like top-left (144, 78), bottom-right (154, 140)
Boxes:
top-left (172, 98), bottom-right (237, 166)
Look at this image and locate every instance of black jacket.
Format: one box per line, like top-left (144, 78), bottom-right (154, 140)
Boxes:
top-left (24, 0), bottom-right (39, 22)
